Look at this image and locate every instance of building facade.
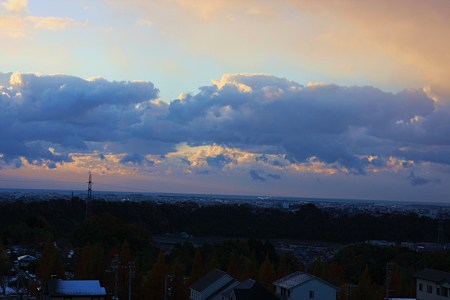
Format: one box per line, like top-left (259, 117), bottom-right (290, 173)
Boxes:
top-left (273, 271), bottom-right (337, 300)
top-left (415, 268), bottom-right (450, 300)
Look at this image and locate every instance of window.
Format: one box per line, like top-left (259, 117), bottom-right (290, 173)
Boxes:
top-left (191, 290), bottom-right (200, 300)
top-left (427, 285), bottom-right (433, 293)
top-left (437, 287), bottom-right (441, 295)
top-left (309, 290), bottom-right (315, 299)
top-left (419, 283), bottom-right (423, 291)
top-left (442, 286), bottom-right (449, 296)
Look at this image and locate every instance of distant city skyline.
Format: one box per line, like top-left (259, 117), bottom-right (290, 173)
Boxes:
top-left (1, 0), bottom-right (450, 202)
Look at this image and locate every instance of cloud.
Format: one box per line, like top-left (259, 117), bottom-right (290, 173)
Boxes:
top-left (206, 154), bottom-right (234, 168)
top-left (1, 0), bottom-right (27, 14)
top-left (2, 71), bottom-right (450, 181)
top-left (268, 173), bottom-right (281, 180)
top-left (286, 0), bottom-right (450, 98)
top-left (136, 18), bottom-right (153, 27)
top-left (249, 169), bottom-right (265, 182)
top-left (0, 71), bottom-right (159, 167)
top-left (407, 172), bottom-right (440, 186)
top-left (119, 153), bottom-right (154, 166)
top-left (158, 73), bottom-right (439, 173)
top-left (25, 16), bottom-right (82, 31)
top-left (249, 169), bottom-right (281, 182)
top-left (0, 1), bottom-right (82, 38)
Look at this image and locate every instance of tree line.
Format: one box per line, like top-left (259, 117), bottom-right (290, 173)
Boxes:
top-left (0, 197), bottom-right (449, 299)
top-left (0, 198), bottom-right (444, 246)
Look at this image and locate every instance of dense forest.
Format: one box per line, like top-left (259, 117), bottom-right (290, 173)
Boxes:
top-left (0, 198), bottom-right (449, 299)
top-left (0, 198), bottom-right (444, 245)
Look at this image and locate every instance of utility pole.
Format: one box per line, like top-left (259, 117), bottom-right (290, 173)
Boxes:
top-left (106, 254), bottom-right (120, 300)
top-left (128, 261), bottom-right (135, 300)
top-left (85, 172), bottom-right (92, 220)
top-left (385, 262), bottom-right (394, 300)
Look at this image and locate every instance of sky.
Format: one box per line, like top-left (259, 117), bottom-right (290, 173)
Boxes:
top-left (1, 0), bottom-right (450, 202)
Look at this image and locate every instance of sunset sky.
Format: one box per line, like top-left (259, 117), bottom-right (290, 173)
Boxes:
top-left (1, 0), bottom-right (450, 202)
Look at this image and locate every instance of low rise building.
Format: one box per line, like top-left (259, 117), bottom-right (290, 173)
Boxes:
top-left (189, 269), bottom-right (239, 300)
top-left (40, 279), bottom-right (106, 300)
top-left (273, 271), bottom-right (337, 300)
top-left (415, 268), bottom-right (450, 300)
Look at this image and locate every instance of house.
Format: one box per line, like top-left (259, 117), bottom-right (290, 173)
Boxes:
top-left (230, 279), bottom-right (277, 300)
top-left (415, 268), bottom-right (450, 299)
top-left (40, 279), bottom-right (106, 300)
top-left (273, 271), bottom-right (337, 300)
top-left (17, 255), bottom-right (37, 267)
top-left (189, 269), bottom-right (239, 300)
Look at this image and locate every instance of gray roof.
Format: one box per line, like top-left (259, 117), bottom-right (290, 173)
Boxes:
top-left (17, 255), bottom-right (37, 262)
top-left (232, 279), bottom-right (278, 300)
top-left (273, 272), bottom-right (313, 289)
top-left (273, 271), bottom-right (337, 290)
top-left (415, 268), bottom-right (450, 284)
top-left (47, 279), bottom-right (106, 296)
top-left (190, 269), bottom-right (233, 292)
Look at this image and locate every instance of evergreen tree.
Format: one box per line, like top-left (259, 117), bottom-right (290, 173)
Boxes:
top-left (226, 250), bottom-right (239, 279)
top-left (119, 240), bottom-right (133, 300)
top-left (242, 252), bottom-right (259, 280)
top-left (143, 250), bottom-right (168, 300)
top-left (0, 242), bottom-right (11, 295)
top-left (208, 251), bottom-right (221, 270)
top-left (354, 265), bottom-right (377, 300)
top-left (36, 238), bottom-right (65, 283)
top-left (171, 259), bottom-right (188, 300)
top-left (74, 243), bottom-right (106, 280)
top-left (277, 253), bottom-right (288, 278)
top-left (258, 253), bottom-right (276, 292)
top-left (188, 249), bottom-right (204, 285)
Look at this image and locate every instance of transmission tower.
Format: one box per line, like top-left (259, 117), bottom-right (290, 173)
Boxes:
top-left (85, 172), bottom-right (93, 220)
top-left (438, 207), bottom-right (445, 245)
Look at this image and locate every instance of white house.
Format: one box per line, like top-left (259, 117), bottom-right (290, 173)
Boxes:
top-left (40, 279), bottom-right (106, 300)
top-left (415, 268), bottom-right (450, 300)
top-left (189, 269), bottom-right (239, 300)
top-left (273, 271), bottom-right (337, 300)
top-left (17, 254), bottom-right (37, 267)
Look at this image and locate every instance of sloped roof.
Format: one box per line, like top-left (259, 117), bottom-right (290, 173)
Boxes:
top-left (47, 279), bottom-right (106, 296)
top-left (232, 279), bottom-right (277, 300)
top-left (415, 268), bottom-right (450, 284)
top-left (190, 269), bottom-right (233, 292)
top-left (273, 271), bottom-right (337, 290)
top-left (17, 255), bottom-right (37, 261)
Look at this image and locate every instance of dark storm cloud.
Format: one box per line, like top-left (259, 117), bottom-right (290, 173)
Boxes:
top-left (155, 74), bottom-right (439, 173)
top-left (407, 172), bottom-right (440, 186)
top-left (249, 170), bottom-right (266, 182)
top-left (206, 154), bottom-right (234, 168)
top-left (0, 72), bottom-right (159, 166)
top-left (119, 153), bottom-right (154, 166)
top-left (267, 173), bottom-right (281, 180)
top-left (2, 71), bottom-right (449, 176)
top-left (249, 169), bottom-right (281, 181)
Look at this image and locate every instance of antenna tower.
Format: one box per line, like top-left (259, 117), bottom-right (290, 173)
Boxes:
top-left (86, 172), bottom-right (93, 220)
top-left (438, 207), bottom-right (444, 245)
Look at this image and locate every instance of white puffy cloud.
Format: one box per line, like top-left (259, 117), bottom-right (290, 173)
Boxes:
top-left (1, 0), bottom-right (27, 14)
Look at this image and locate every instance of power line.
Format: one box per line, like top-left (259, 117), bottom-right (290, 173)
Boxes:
top-left (94, 182), bottom-right (155, 193)
top-left (0, 177), bottom-right (155, 193)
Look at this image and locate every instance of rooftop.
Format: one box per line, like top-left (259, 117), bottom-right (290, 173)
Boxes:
top-left (273, 271), bottom-right (314, 289)
top-left (415, 268), bottom-right (450, 284)
top-left (47, 279), bottom-right (106, 296)
top-left (190, 269), bottom-right (233, 292)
